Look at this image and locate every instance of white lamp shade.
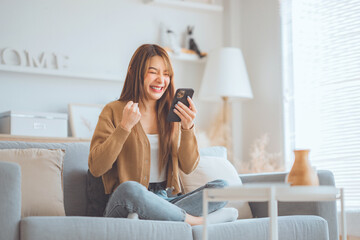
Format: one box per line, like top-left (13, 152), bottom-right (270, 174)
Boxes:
top-left (199, 47), bottom-right (253, 101)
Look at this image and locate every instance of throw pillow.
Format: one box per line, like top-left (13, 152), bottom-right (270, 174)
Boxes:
top-left (199, 146), bottom-right (227, 159)
top-left (0, 148), bottom-right (66, 217)
top-left (179, 155), bottom-right (253, 219)
top-left (86, 170), bottom-right (110, 217)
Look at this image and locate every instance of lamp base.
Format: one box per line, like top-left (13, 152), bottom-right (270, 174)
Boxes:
top-left (208, 97), bottom-right (233, 164)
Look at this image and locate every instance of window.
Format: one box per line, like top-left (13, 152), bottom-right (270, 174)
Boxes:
top-left (281, 0), bottom-right (360, 209)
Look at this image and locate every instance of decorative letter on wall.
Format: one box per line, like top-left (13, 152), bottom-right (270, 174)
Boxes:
top-left (1, 48), bottom-right (24, 66)
top-left (25, 51), bottom-right (48, 68)
top-left (53, 53), bottom-right (69, 69)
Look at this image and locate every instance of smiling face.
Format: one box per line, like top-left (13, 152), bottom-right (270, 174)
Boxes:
top-left (143, 55), bottom-right (171, 102)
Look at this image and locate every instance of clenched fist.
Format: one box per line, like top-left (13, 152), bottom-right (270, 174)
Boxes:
top-left (120, 101), bottom-right (141, 132)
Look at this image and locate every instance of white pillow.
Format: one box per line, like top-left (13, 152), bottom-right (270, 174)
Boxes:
top-left (180, 156), bottom-right (253, 219)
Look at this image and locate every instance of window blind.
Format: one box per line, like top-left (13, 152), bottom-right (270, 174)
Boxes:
top-left (281, 0), bottom-right (360, 209)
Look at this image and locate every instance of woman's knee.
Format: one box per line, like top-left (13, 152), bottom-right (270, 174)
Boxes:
top-left (105, 181), bottom-right (145, 218)
top-left (205, 179), bottom-right (229, 189)
top-left (112, 181), bottom-right (146, 200)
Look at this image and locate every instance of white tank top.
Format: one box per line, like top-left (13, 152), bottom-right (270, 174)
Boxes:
top-left (147, 134), bottom-right (166, 183)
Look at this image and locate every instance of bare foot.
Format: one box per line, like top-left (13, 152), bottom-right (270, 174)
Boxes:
top-left (184, 213), bottom-right (204, 226)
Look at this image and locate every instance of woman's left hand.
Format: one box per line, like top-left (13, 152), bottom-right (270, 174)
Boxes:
top-left (174, 96), bottom-right (197, 130)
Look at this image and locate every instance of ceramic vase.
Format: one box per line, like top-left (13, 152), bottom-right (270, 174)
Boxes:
top-left (286, 149), bottom-right (319, 186)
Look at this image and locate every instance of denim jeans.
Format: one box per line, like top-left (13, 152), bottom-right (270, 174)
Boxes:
top-left (104, 179), bottom-right (228, 221)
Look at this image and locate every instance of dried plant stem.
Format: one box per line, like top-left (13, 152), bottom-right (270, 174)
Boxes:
top-left (239, 133), bottom-right (284, 174)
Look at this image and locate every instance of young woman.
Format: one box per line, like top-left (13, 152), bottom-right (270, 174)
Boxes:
top-left (88, 44), bottom-right (236, 225)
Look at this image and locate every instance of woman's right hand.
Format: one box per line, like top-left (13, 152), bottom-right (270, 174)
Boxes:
top-left (120, 101), bottom-right (141, 132)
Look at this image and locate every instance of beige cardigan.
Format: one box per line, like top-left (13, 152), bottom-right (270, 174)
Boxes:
top-left (88, 100), bottom-right (200, 195)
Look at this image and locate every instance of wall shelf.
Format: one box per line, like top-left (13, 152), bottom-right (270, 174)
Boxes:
top-left (0, 134), bottom-right (90, 143)
top-left (0, 65), bottom-right (122, 82)
top-left (167, 51), bottom-right (207, 63)
top-left (145, 0), bottom-right (223, 12)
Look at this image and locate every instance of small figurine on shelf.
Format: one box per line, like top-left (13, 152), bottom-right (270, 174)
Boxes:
top-left (186, 26), bottom-right (206, 59)
top-left (160, 23), bottom-right (181, 55)
top-left (167, 29), bottom-right (181, 55)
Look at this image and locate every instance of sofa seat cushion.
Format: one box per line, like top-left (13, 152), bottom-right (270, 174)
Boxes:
top-left (21, 216), bottom-right (192, 240)
top-left (192, 215), bottom-right (329, 240)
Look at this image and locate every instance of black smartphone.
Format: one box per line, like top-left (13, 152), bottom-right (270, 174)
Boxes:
top-left (167, 88), bottom-right (194, 122)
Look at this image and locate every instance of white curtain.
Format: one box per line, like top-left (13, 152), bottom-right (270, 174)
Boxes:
top-left (281, 0), bottom-right (360, 209)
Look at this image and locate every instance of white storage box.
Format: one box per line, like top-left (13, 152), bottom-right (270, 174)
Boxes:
top-left (0, 111), bottom-right (68, 137)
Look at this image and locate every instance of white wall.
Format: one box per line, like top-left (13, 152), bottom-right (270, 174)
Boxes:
top-left (0, 0), bottom-right (285, 164)
top-left (222, 0), bottom-right (284, 166)
top-left (239, 0), bottom-right (284, 163)
top-left (223, 0), bottom-right (244, 166)
top-left (0, 0), bottom-right (222, 135)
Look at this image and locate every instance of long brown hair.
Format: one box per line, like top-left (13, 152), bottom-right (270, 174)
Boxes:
top-left (119, 44), bottom-right (175, 173)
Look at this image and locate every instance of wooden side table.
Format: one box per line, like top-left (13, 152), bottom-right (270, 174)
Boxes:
top-left (202, 185), bottom-right (346, 240)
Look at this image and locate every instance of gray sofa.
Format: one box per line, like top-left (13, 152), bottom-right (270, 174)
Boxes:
top-left (0, 141), bottom-right (338, 240)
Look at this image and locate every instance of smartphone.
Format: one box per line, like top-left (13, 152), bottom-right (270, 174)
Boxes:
top-left (167, 88), bottom-right (194, 122)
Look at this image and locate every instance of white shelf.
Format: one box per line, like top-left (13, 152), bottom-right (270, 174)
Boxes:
top-left (167, 51), bottom-right (206, 63)
top-left (146, 0), bottom-right (223, 12)
top-left (0, 134), bottom-right (90, 143)
top-left (0, 65), bottom-right (122, 82)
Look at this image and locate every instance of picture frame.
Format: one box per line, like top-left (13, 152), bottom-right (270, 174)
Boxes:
top-left (68, 103), bottom-right (105, 139)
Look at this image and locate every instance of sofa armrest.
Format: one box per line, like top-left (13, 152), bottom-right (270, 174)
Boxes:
top-left (0, 161), bottom-right (21, 240)
top-left (239, 170), bottom-right (338, 240)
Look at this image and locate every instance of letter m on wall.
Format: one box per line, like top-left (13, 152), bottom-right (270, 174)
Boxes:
top-left (25, 50), bottom-right (48, 68)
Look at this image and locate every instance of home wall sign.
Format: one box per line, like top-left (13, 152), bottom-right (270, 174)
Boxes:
top-left (0, 47), bottom-right (69, 70)
top-left (0, 47), bottom-right (120, 81)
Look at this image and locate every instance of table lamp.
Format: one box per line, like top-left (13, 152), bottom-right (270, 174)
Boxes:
top-left (199, 47), bottom-right (253, 164)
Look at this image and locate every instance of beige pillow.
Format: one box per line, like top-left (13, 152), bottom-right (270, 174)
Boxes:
top-left (0, 148), bottom-right (66, 217)
top-left (180, 156), bottom-right (253, 219)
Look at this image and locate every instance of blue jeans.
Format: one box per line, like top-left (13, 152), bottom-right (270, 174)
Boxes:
top-left (104, 179), bottom-right (228, 221)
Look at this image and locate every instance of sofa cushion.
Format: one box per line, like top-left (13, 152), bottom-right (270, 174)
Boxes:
top-left (192, 215), bottom-right (329, 240)
top-left (0, 161), bottom-right (21, 240)
top-left (0, 141), bottom-right (90, 216)
top-left (0, 148), bottom-right (65, 217)
top-left (20, 216), bottom-right (193, 240)
top-left (86, 170), bottom-right (109, 216)
top-left (199, 146), bottom-right (227, 159)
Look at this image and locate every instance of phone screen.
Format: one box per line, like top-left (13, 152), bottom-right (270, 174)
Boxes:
top-left (167, 88), bottom-right (194, 122)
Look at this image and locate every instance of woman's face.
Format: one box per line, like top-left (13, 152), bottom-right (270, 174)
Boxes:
top-left (143, 56), bottom-right (171, 101)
